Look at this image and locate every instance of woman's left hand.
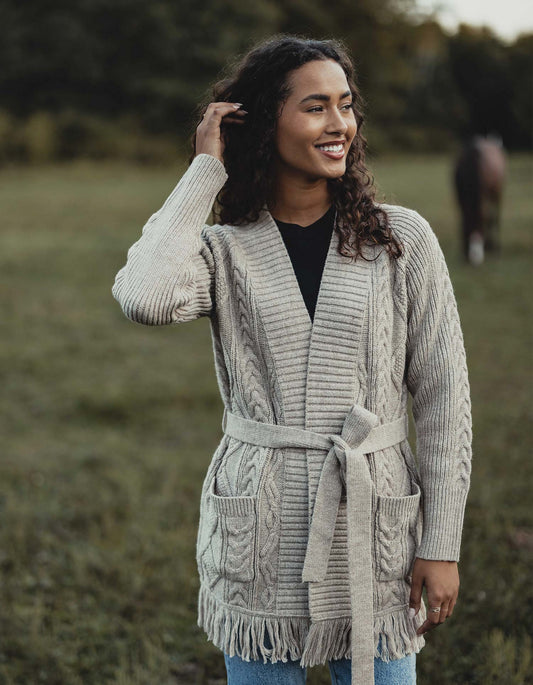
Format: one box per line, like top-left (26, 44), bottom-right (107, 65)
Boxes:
top-left (408, 558), bottom-right (460, 635)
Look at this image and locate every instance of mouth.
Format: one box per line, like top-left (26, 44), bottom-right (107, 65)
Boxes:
top-left (314, 142), bottom-right (345, 160)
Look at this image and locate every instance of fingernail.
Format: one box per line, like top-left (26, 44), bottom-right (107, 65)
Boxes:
top-left (408, 607), bottom-right (416, 619)
top-left (233, 103), bottom-right (243, 108)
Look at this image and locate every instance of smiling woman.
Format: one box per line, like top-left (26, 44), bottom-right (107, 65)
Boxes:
top-left (270, 60), bottom-right (358, 223)
top-left (112, 33), bottom-right (473, 685)
top-left (189, 35), bottom-right (405, 263)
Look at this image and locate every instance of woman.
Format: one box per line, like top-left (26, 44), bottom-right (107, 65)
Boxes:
top-left (112, 35), bottom-right (472, 685)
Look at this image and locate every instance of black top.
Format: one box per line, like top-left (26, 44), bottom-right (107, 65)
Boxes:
top-left (274, 204), bottom-right (335, 322)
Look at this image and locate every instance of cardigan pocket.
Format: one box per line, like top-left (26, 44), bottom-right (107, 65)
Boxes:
top-left (375, 480), bottom-right (422, 582)
top-left (201, 476), bottom-right (257, 584)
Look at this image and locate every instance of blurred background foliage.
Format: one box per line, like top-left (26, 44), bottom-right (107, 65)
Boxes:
top-left (0, 0), bottom-right (531, 164)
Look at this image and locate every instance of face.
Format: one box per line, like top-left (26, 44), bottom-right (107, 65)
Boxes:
top-left (273, 59), bottom-right (358, 184)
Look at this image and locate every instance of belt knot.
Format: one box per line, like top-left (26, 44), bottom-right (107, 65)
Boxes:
top-left (301, 405), bottom-right (408, 586)
top-left (329, 434), bottom-right (351, 453)
top-left (329, 434), bottom-right (351, 487)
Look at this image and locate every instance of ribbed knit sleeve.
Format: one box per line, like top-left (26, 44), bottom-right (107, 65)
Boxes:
top-left (112, 153), bottom-right (228, 325)
top-left (402, 212), bottom-right (473, 562)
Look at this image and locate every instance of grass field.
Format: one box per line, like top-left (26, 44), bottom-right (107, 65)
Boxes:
top-left (0, 154), bottom-right (532, 684)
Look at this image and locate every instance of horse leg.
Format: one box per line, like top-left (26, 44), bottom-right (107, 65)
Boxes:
top-left (493, 199), bottom-right (502, 253)
top-left (460, 206), bottom-right (471, 263)
top-left (490, 193), bottom-right (501, 254)
top-left (486, 193), bottom-right (502, 254)
top-left (461, 200), bottom-right (483, 265)
top-left (468, 230), bottom-right (484, 265)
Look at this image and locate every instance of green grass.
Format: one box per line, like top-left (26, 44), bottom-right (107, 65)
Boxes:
top-left (0, 154), bottom-right (531, 684)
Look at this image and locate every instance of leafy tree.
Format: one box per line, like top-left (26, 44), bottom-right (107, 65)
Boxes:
top-left (0, 0), bottom-right (530, 157)
top-left (448, 25), bottom-right (514, 145)
top-left (506, 33), bottom-right (533, 149)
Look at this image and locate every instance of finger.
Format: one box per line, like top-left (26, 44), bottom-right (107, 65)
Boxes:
top-left (220, 111), bottom-right (248, 124)
top-left (426, 588), bottom-right (445, 627)
top-left (438, 600), bottom-right (450, 624)
top-left (416, 618), bottom-right (441, 635)
top-left (206, 101), bottom-right (244, 110)
top-left (205, 101), bottom-right (243, 111)
top-left (197, 104), bottom-right (242, 133)
top-left (447, 595), bottom-right (457, 618)
top-left (222, 109), bottom-right (247, 120)
top-left (426, 603), bottom-right (443, 627)
top-left (204, 102), bottom-right (244, 121)
top-left (416, 619), bottom-right (430, 635)
top-left (408, 570), bottom-right (423, 617)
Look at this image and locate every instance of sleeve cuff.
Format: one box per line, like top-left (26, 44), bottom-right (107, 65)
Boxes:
top-left (417, 485), bottom-right (469, 561)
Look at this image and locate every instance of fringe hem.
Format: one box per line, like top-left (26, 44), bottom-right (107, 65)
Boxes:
top-left (372, 602), bottom-right (426, 663)
top-left (197, 584), bottom-right (427, 666)
top-left (198, 584), bottom-right (308, 663)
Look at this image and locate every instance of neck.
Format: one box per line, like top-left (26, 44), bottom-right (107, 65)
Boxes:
top-left (268, 170), bottom-right (332, 226)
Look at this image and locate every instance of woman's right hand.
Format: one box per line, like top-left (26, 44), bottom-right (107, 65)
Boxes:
top-left (194, 102), bottom-right (247, 163)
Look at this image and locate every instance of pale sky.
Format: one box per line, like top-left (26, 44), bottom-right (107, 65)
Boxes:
top-left (415, 0), bottom-right (533, 42)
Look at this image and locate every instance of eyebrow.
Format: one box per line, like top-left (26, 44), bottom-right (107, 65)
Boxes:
top-left (299, 90), bottom-right (352, 104)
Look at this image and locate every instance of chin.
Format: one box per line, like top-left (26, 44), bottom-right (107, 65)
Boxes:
top-left (322, 165), bottom-right (346, 179)
top-left (305, 163), bottom-right (346, 181)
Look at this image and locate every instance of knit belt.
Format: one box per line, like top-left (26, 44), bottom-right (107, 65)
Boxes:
top-left (221, 403), bottom-right (409, 685)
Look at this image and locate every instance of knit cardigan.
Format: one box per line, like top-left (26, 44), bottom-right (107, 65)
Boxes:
top-left (112, 153), bottom-right (473, 683)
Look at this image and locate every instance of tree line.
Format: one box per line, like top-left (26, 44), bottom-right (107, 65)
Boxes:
top-left (0, 0), bottom-right (531, 162)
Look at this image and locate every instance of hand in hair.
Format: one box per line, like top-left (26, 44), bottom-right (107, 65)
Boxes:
top-left (195, 102), bottom-right (247, 163)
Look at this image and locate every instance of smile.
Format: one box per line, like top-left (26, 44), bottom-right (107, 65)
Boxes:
top-left (315, 144), bottom-right (345, 159)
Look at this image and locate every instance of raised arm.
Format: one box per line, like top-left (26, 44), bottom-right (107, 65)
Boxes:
top-left (403, 212), bottom-right (473, 562)
top-left (112, 153), bottom-right (228, 325)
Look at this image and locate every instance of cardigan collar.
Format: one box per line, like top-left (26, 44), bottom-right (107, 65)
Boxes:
top-left (233, 205), bottom-right (380, 439)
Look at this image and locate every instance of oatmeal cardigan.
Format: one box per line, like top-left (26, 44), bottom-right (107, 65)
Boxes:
top-left (112, 153), bottom-right (473, 685)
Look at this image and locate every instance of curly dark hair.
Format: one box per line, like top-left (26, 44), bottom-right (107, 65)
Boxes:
top-left (188, 34), bottom-right (404, 263)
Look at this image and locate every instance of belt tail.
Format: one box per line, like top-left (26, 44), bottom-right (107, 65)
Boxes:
top-left (346, 447), bottom-right (376, 685)
top-left (301, 446), bottom-right (344, 583)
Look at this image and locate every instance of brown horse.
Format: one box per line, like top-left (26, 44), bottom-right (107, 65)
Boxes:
top-left (453, 135), bottom-right (506, 265)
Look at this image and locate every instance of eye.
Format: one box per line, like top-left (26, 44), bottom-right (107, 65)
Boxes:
top-left (307, 103), bottom-right (354, 113)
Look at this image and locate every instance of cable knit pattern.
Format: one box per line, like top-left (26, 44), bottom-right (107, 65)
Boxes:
top-left (390, 207), bottom-right (473, 560)
top-left (112, 153), bottom-right (473, 682)
top-left (256, 446), bottom-right (283, 612)
top-left (230, 261), bottom-right (271, 422)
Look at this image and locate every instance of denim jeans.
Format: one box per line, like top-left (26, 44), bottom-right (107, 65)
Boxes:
top-left (223, 633), bottom-right (416, 684)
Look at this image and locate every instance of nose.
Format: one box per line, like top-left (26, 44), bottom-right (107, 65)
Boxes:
top-left (326, 107), bottom-right (350, 135)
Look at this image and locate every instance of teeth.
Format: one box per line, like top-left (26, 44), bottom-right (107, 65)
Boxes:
top-left (317, 144), bottom-right (343, 153)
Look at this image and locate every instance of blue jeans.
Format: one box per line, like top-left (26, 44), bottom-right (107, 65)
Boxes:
top-left (223, 634), bottom-right (416, 684)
